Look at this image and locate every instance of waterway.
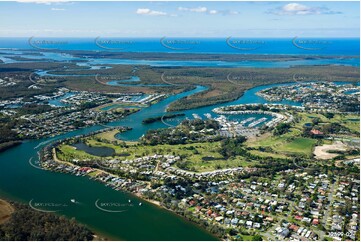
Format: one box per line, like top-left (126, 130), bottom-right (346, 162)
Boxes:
top-left (0, 79), bottom-right (357, 240)
top-left (0, 86), bottom-right (216, 241)
top-left (0, 49), bottom-right (359, 68)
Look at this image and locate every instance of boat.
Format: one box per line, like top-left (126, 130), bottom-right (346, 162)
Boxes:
top-left (139, 202), bottom-right (142, 206)
top-left (70, 199), bottom-right (76, 203)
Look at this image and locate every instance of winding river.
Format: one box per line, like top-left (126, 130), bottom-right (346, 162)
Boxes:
top-left (0, 79), bottom-right (356, 240)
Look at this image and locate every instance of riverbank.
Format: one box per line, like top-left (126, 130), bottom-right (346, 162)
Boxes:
top-left (0, 141), bottom-right (22, 153)
top-left (1, 76), bottom-right (358, 241)
top-left (49, 149), bottom-right (220, 240)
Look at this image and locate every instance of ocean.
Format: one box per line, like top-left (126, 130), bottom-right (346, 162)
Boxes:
top-left (0, 37), bottom-right (359, 56)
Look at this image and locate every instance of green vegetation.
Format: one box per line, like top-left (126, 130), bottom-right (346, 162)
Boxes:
top-left (0, 141), bottom-right (22, 153)
top-left (248, 111), bottom-right (359, 159)
top-left (2, 61), bottom-right (358, 112)
top-left (0, 202), bottom-right (93, 241)
top-left (247, 132), bottom-right (315, 157)
top-left (0, 114), bottom-right (22, 148)
top-left (280, 137), bottom-right (317, 155)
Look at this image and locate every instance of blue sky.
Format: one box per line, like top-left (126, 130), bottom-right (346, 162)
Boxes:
top-left (0, 1), bottom-right (359, 37)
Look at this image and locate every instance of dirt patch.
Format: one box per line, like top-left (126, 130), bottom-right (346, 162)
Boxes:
top-left (246, 132), bottom-right (271, 144)
top-left (0, 199), bottom-right (14, 225)
top-left (313, 141), bottom-right (348, 160)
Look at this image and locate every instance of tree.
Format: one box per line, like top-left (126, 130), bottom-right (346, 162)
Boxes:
top-left (252, 234), bottom-right (263, 241)
top-left (273, 123), bottom-right (291, 135)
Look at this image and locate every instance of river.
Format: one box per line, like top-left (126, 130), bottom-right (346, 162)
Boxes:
top-left (0, 80), bottom-right (356, 240)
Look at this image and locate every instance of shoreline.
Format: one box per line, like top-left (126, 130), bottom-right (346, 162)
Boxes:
top-left (45, 136), bottom-right (221, 241)
top-left (0, 141), bottom-right (22, 153)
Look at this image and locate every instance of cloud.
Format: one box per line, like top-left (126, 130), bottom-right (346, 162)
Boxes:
top-left (267, 3), bottom-right (342, 15)
top-left (136, 8), bottom-right (167, 16)
top-left (178, 6), bottom-right (208, 13)
top-left (218, 10), bottom-right (240, 16)
top-left (16, 0), bottom-right (69, 4)
top-left (178, 7), bottom-right (239, 15)
top-left (51, 7), bottom-right (65, 11)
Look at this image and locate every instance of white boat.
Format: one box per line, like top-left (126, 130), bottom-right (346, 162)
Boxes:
top-left (139, 202), bottom-right (142, 206)
top-left (70, 199), bottom-right (76, 203)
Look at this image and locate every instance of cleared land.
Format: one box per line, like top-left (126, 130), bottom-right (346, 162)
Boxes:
top-left (314, 141), bottom-right (348, 160)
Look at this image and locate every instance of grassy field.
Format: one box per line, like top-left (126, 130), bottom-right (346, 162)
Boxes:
top-left (280, 137), bottom-right (317, 155)
top-left (295, 113), bottom-right (360, 133)
top-left (247, 121), bottom-right (316, 157)
top-left (248, 150), bottom-right (288, 159)
top-left (57, 144), bottom-right (97, 161)
top-left (247, 111), bottom-right (359, 158)
top-left (57, 137), bottom-right (260, 172)
top-left (57, 107), bottom-right (359, 171)
top-left (94, 129), bottom-right (121, 142)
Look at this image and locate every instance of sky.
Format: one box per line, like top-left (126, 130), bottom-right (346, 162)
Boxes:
top-left (0, 1), bottom-right (359, 37)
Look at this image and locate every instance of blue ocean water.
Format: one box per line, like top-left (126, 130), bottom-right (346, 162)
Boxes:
top-left (0, 37), bottom-right (359, 56)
